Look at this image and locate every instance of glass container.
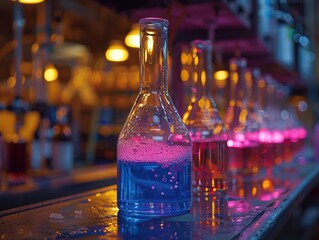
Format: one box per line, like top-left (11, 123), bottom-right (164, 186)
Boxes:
top-left (224, 58), bottom-right (260, 178)
top-left (117, 18), bottom-right (192, 217)
top-left (182, 40), bottom-right (228, 194)
top-left (247, 70), bottom-right (281, 173)
top-left (259, 76), bottom-right (285, 166)
top-left (51, 105), bottom-right (73, 172)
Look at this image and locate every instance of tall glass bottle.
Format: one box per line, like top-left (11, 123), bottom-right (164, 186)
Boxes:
top-left (224, 58), bottom-right (260, 178)
top-left (117, 18), bottom-right (192, 217)
top-left (52, 105), bottom-right (73, 172)
top-left (182, 40), bottom-right (228, 194)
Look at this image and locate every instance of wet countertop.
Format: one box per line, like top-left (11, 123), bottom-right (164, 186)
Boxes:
top-left (1, 148), bottom-right (319, 239)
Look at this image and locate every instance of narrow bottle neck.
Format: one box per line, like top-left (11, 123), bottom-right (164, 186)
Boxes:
top-left (251, 69), bottom-right (261, 104)
top-left (229, 59), bottom-right (247, 105)
top-left (257, 77), bottom-right (266, 108)
top-left (191, 41), bottom-right (213, 98)
top-left (245, 69), bottom-right (253, 103)
top-left (140, 19), bottom-right (168, 93)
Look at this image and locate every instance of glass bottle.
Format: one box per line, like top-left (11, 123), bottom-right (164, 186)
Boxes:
top-left (224, 58), bottom-right (260, 178)
top-left (260, 76), bottom-right (285, 166)
top-left (247, 70), bottom-right (278, 173)
top-left (182, 40), bottom-right (228, 194)
top-left (117, 18), bottom-right (192, 217)
top-left (274, 82), bottom-right (307, 161)
top-left (51, 105), bottom-right (73, 172)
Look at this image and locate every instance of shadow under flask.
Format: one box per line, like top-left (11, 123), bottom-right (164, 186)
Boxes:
top-left (182, 40), bottom-right (228, 194)
top-left (117, 18), bottom-right (192, 217)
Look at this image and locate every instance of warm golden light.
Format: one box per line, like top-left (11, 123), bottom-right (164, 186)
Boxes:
top-left (147, 37), bottom-right (154, 54)
top-left (125, 24), bottom-right (139, 48)
top-left (193, 72), bottom-right (198, 83)
top-left (231, 72), bottom-right (238, 84)
top-left (181, 69), bottom-right (189, 81)
top-left (18, 0), bottom-right (45, 4)
top-left (187, 54), bottom-right (192, 65)
top-left (239, 109), bottom-right (248, 123)
top-left (44, 64), bottom-right (58, 82)
top-left (201, 71), bottom-right (206, 85)
top-left (181, 52), bottom-right (187, 65)
top-left (7, 75), bottom-right (25, 88)
top-left (262, 179), bottom-right (271, 189)
top-left (105, 41), bottom-right (129, 62)
top-left (258, 79), bottom-right (265, 88)
top-left (214, 70), bottom-right (229, 81)
top-left (7, 76), bottom-right (16, 88)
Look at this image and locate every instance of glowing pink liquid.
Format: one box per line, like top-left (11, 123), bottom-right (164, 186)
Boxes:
top-left (283, 127), bottom-right (307, 161)
top-left (259, 142), bottom-right (284, 168)
top-left (228, 144), bottom-right (260, 176)
top-left (258, 129), bottom-right (284, 168)
top-left (192, 140), bottom-right (228, 192)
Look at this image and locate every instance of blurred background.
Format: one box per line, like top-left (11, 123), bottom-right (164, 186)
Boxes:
top-left (0, 0), bottom-right (318, 211)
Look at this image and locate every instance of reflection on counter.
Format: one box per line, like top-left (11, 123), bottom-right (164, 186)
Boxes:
top-left (1, 146), bottom-right (318, 239)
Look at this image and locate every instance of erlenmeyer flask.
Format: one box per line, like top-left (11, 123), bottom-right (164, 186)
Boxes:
top-left (249, 72), bottom-right (283, 172)
top-left (275, 82), bottom-right (308, 160)
top-left (224, 58), bottom-right (260, 177)
top-left (245, 69), bottom-right (275, 173)
top-left (182, 40), bottom-right (228, 194)
top-left (117, 18), bottom-right (192, 217)
top-left (260, 76), bottom-right (286, 166)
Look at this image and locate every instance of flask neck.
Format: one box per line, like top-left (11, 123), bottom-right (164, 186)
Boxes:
top-left (229, 58), bottom-right (247, 105)
top-left (140, 18), bottom-right (168, 93)
top-left (251, 69), bottom-right (261, 105)
top-left (255, 76), bottom-right (266, 108)
top-left (190, 40), bottom-right (213, 98)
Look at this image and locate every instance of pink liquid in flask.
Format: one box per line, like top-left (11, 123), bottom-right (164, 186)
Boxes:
top-left (192, 140), bottom-right (228, 193)
top-left (258, 129), bottom-right (284, 168)
top-left (227, 134), bottom-right (260, 176)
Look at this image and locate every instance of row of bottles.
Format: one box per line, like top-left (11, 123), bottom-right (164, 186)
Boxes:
top-left (117, 17), bottom-right (308, 217)
top-left (0, 103), bottom-right (73, 187)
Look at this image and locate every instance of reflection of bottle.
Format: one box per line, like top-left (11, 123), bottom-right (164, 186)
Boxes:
top-left (117, 18), bottom-right (192, 217)
top-left (52, 105), bottom-right (73, 172)
top-left (182, 40), bottom-right (228, 194)
top-left (118, 215), bottom-right (191, 239)
top-left (224, 58), bottom-right (260, 177)
top-left (191, 194), bottom-right (228, 237)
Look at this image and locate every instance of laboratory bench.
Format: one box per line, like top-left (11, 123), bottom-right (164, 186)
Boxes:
top-left (1, 147), bottom-right (319, 239)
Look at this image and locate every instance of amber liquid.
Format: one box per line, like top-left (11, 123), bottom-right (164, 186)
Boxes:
top-left (228, 144), bottom-right (260, 176)
top-left (192, 140), bottom-right (228, 193)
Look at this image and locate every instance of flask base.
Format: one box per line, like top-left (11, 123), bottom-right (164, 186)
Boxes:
top-left (118, 200), bottom-right (191, 217)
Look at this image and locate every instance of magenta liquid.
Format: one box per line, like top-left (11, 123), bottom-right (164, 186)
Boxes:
top-left (192, 141), bottom-right (228, 192)
top-left (283, 127), bottom-right (307, 161)
top-left (259, 142), bottom-right (284, 169)
top-left (117, 142), bottom-right (192, 216)
top-left (228, 145), bottom-right (260, 176)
